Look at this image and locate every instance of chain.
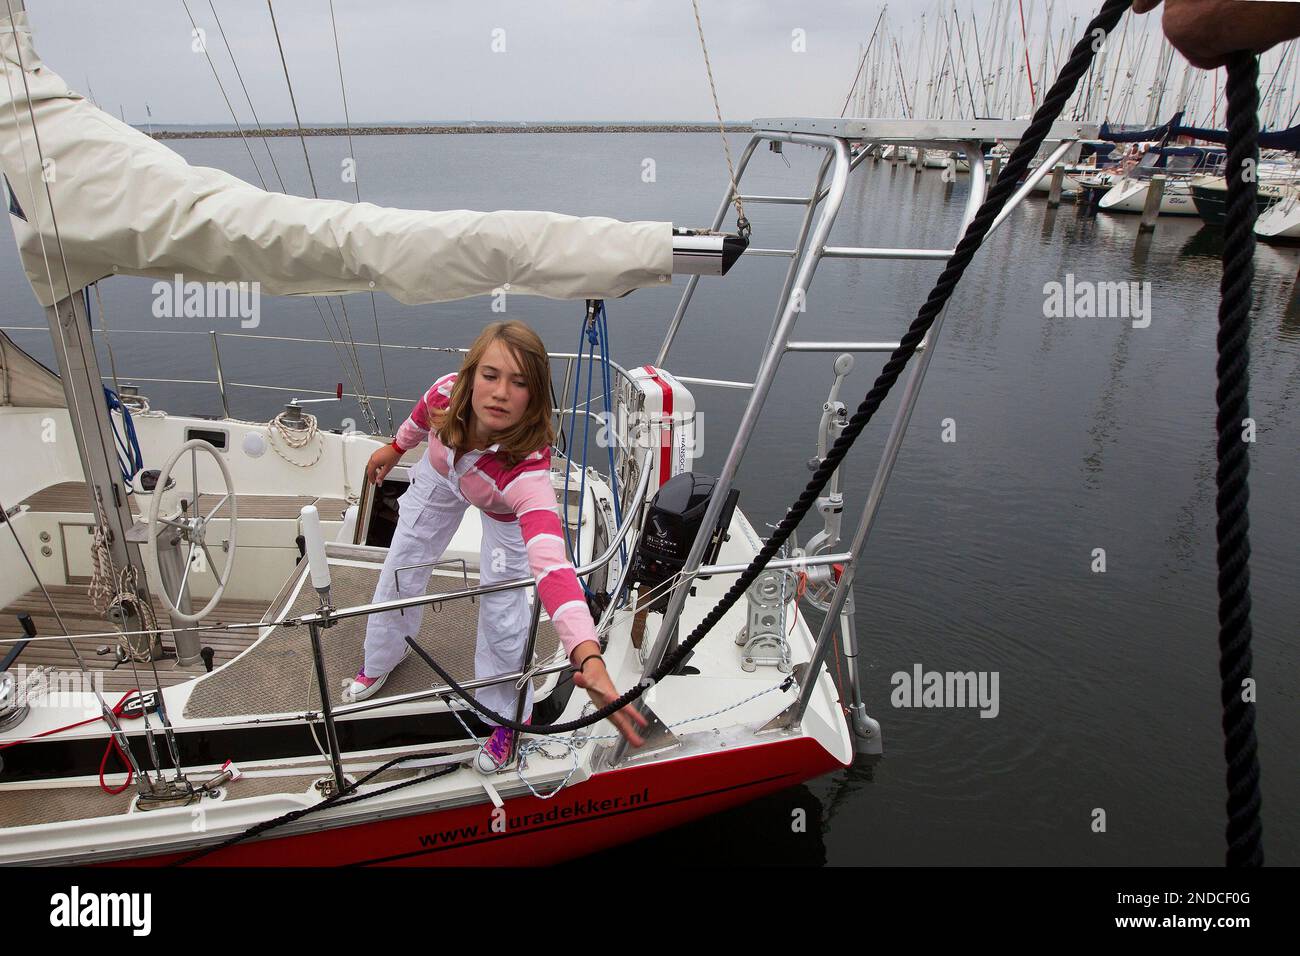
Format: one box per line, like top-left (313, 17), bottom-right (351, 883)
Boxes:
top-left (514, 679), bottom-right (795, 799)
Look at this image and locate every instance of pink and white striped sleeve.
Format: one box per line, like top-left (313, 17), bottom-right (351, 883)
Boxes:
top-left (502, 453), bottom-right (597, 659)
top-left (393, 372), bottom-right (457, 451)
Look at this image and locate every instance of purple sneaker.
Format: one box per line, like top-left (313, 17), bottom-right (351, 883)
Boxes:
top-left (474, 718), bottom-right (529, 774)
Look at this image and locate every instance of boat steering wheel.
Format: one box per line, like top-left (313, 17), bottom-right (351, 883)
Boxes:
top-left (145, 439), bottom-right (238, 623)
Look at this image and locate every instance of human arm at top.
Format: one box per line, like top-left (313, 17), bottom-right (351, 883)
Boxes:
top-left (1132, 0), bottom-right (1300, 69)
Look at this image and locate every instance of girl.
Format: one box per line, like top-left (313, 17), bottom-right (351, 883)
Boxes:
top-left (352, 320), bottom-right (646, 773)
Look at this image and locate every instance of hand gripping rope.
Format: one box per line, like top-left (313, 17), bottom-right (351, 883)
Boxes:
top-left (409, 1), bottom-right (1265, 867)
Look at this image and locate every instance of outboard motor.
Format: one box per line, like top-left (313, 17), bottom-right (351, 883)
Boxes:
top-left (629, 472), bottom-right (739, 613)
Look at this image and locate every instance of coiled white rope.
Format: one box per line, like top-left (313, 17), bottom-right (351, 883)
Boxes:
top-left (87, 492), bottom-right (162, 662)
top-left (267, 408), bottom-right (324, 467)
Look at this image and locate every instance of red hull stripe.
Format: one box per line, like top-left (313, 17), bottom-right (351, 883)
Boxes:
top-left (354, 769), bottom-right (799, 866)
top-left (109, 736), bottom-right (844, 867)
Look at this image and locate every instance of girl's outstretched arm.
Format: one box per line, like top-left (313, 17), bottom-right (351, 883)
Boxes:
top-left (503, 453), bottom-right (647, 745)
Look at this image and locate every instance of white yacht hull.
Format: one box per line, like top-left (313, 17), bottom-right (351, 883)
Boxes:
top-left (1255, 193), bottom-right (1300, 239)
top-left (1098, 177), bottom-right (1200, 216)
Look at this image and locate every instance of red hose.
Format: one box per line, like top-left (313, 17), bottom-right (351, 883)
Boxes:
top-left (0, 689), bottom-right (142, 795)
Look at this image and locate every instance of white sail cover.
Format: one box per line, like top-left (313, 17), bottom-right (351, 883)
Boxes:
top-left (0, 12), bottom-right (672, 308)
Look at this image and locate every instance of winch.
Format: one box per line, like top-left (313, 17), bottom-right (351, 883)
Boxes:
top-left (0, 671), bottom-right (26, 733)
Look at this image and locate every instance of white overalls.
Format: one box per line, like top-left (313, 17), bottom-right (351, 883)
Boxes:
top-left (363, 452), bottom-right (535, 722)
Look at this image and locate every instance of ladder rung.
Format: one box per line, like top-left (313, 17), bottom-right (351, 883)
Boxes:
top-left (748, 247), bottom-right (798, 257)
top-left (737, 195), bottom-right (812, 205)
top-left (821, 246), bottom-right (954, 260)
top-left (785, 341), bottom-right (902, 353)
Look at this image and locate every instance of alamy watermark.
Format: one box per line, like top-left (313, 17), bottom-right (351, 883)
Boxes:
top-left (593, 406), bottom-right (703, 460)
top-left (1043, 273), bottom-right (1151, 329)
top-left (49, 886), bottom-right (151, 936)
top-left (4, 665), bottom-right (105, 715)
top-left (152, 273), bottom-right (260, 328)
top-left (891, 663), bottom-right (999, 718)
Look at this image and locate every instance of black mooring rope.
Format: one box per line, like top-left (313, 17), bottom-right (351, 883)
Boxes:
top-left (408, 0), bottom-right (1135, 737)
top-left (1217, 52), bottom-right (1263, 868)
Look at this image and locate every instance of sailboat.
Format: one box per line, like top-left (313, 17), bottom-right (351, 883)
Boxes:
top-left (0, 4), bottom-right (1265, 867)
top-left (0, 8), bottom-right (876, 865)
top-left (1096, 144), bottom-right (1226, 215)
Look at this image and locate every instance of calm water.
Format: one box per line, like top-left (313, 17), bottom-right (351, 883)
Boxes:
top-left (2, 132), bottom-right (1296, 865)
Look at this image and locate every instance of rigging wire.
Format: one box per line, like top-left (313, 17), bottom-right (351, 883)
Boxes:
top-left (173, 0), bottom-right (370, 426)
top-left (200, 0), bottom-right (372, 433)
top-left (690, 0), bottom-right (748, 238)
top-left (87, 283), bottom-right (122, 395)
top-left (207, 0), bottom-right (287, 191)
top-left (179, 0), bottom-right (268, 190)
top-left (264, 0), bottom-right (378, 434)
top-left (838, 7), bottom-right (888, 119)
top-left (328, 0), bottom-right (394, 434)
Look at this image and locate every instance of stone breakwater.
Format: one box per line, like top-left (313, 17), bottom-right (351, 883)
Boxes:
top-left (151, 123), bottom-right (750, 139)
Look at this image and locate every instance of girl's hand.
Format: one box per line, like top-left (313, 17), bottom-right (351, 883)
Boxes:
top-left (366, 443), bottom-right (403, 485)
top-left (572, 653), bottom-right (649, 747)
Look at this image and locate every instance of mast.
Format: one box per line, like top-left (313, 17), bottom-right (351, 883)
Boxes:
top-left (1016, 0), bottom-right (1036, 113)
top-left (1175, 59), bottom-right (1195, 118)
top-left (969, 3), bottom-right (990, 116)
top-left (911, 13), bottom-right (926, 121)
top-left (1037, 1), bottom-right (1055, 115)
top-left (43, 295), bottom-right (159, 644)
top-left (1086, 16), bottom-right (1106, 123)
top-left (1146, 34), bottom-right (1173, 126)
top-left (1102, 12), bottom-right (1129, 121)
top-left (3, 3), bottom-right (161, 647)
top-left (951, 6), bottom-right (977, 120)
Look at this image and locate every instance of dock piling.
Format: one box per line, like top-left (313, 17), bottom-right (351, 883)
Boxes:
top-left (1139, 175), bottom-right (1166, 232)
top-left (1047, 164), bottom-right (1065, 208)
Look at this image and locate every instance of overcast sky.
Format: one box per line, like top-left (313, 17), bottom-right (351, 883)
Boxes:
top-left (18, 0), bottom-right (1169, 125)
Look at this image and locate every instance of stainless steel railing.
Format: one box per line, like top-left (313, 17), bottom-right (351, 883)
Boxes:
top-left (624, 121), bottom-right (1078, 764)
top-left (0, 324), bottom-right (750, 513)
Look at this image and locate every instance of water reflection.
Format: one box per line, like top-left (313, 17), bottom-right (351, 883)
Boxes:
top-left (572, 781), bottom-right (831, 866)
top-left (1178, 225), bottom-right (1224, 260)
top-left (1283, 267), bottom-right (1300, 341)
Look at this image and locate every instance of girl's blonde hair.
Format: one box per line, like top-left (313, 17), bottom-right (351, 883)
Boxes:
top-left (431, 320), bottom-right (556, 465)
